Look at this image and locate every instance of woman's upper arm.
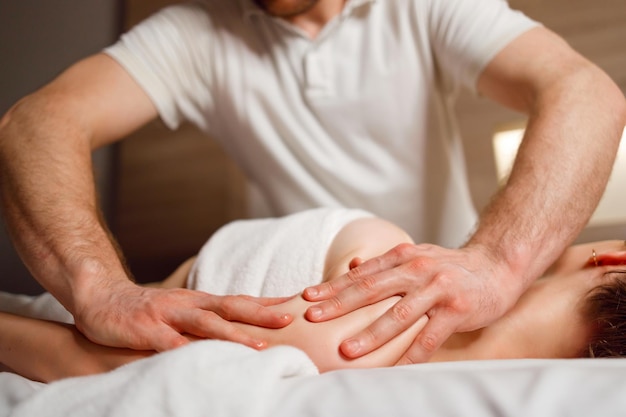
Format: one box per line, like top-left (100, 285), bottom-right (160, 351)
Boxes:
top-left (0, 311), bottom-right (151, 382)
top-left (324, 217), bottom-right (414, 281)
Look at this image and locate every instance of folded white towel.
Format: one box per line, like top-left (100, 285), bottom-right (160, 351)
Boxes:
top-left (187, 207), bottom-right (373, 297)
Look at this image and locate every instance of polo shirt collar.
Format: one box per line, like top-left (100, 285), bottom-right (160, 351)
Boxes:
top-left (239, 0), bottom-right (376, 20)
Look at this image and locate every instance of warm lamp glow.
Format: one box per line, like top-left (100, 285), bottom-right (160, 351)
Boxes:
top-left (493, 126), bottom-right (626, 226)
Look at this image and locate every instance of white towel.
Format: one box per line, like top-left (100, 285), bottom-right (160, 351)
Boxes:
top-left (0, 291), bottom-right (73, 324)
top-left (8, 340), bottom-right (318, 417)
top-left (187, 207), bottom-right (373, 297)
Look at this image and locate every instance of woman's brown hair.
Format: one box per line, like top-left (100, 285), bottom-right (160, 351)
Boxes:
top-left (583, 270), bottom-right (626, 358)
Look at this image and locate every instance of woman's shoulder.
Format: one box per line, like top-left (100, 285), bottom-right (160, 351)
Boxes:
top-left (324, 216), bottom-right (414, 281)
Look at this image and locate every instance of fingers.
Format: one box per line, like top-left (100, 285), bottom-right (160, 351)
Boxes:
top-left (305, 266), bottom-right (407, 322)
top-left (77, 287), bottom-right (294, 352)
top-left (303, 243), bottom-right (431, 303)
top-left (302, 247), bottom-right (401, 301)
top-left (395, 315), bottom-right (455, 365)
top-left (239, 295), bottom-right (295, 306)
top-left (337, 293), bottom-right (432, 358)
top-left (162, 292), bottom-right (294, 349)
top-left (209, 294), bottom-right (293, 328)
top-left (150, 325), bottom-right (191, 353)
top-left (171, 308), bottom-right (267, 351)
top-left (302, 274), bottom-right (356, 303)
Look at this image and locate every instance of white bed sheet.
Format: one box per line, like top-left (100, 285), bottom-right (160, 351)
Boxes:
top-left (2, 290), bottom-right (626, 417)
top-left (2, 341), bottom-right (626, 417)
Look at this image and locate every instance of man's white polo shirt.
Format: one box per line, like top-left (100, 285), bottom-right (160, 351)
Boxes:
top-left (105, 0), bottom-right (537, 247)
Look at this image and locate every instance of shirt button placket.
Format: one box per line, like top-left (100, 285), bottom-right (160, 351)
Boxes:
top-left (303, 46), bottom-right (332, 97)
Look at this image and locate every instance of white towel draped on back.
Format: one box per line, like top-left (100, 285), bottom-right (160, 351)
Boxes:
top-left (187, 207), bottom-right (373, 297)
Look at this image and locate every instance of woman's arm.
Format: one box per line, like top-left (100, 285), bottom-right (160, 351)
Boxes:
top-left (0, 311), bottom-right (151, 383)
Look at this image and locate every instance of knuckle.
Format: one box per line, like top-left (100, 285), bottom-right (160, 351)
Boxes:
top-left (218, 296), bottom-right (238, 319)
top-left (419, 333), bottom-right (439, 354)
top-left (252, 303), bottom-right (271, 322)
top-left (430, 271), bottom-right (454, 288)
top-left (390, 301), bottom-right (413, 323)
top-left (450, 295), bottom-right (472, 315)
top-left (355, 275), bottom-right (378, 293)
top-left (405, 256), bottom-right (434, 275)
top-left (327, 296), bottom-right (344, 312)
top-left (195, 310), bottom-right (219, 328)
top-left (391, 242), bottom-right (416, 258)
top-left (344, 268), bottom-right (364, 283)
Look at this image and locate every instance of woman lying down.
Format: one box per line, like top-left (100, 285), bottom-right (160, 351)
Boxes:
top-left (1, 208), bottom-right (625, 383)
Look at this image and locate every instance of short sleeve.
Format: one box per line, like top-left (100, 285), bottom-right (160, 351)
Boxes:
top-left (103, 3), bottom-right (215, 130)
top-left (427, 0), bottom-right (540, 94)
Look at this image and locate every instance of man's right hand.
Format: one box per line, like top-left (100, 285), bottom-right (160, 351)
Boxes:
top-left (73, 280), bottom-right (294, 352)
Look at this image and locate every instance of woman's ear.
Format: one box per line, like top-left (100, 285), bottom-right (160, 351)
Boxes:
top-left (594, 250), bottom-right (626, 267)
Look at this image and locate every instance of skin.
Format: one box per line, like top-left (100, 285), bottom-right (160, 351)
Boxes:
top-left (0, 0), bottom-right (625, 358)
top-left (254, 0), bottom-right (343, 38)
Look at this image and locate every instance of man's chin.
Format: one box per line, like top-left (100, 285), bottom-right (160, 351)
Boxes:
top-left (253, 0), bottom-right (319, 18)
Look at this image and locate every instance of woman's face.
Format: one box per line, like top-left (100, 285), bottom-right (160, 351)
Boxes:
top-left (253, 0), bottom-right (319, 17)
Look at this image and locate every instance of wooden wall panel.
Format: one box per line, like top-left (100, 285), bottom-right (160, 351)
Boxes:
top-left (113, 0), bottom-right (246, 282)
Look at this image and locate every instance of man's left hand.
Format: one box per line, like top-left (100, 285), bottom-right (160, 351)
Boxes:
top-left (302, 242), bottom-right (523, 364)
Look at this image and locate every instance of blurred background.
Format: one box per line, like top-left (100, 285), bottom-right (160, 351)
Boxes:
top-left (0, 0), bottom-right (625, 295)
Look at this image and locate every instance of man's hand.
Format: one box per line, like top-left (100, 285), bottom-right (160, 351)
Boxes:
top-left (302, 242), bottom-right (524, 365)
top-left (73, 281), bottom-right (293, 352)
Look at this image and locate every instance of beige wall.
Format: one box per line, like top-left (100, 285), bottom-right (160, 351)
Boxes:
top-left (114, 0), bottom-right (626, 282)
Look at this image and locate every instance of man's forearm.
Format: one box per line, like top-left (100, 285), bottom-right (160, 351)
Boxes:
top-left (0, 92), bottom-right (131, 314)
top-left (469, 62), bottom-right (626, 289)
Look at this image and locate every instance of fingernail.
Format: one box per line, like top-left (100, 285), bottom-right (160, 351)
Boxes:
top-left (305, 287), bottom-right (319, 297)
top-left (280, 314), bottom-right (291, 321)
top-left (308, 307), bottom-right (322, 319)
top-left (343, 339), bottom-right (362, 355)
top-left (254, 340), bottom-right (266, 349)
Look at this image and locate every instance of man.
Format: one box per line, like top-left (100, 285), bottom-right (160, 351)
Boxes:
top-left (0, 0), bottom-right (624, 365)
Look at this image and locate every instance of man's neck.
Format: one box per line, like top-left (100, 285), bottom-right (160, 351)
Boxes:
top-left (282, 0), bottom-right (346, 39)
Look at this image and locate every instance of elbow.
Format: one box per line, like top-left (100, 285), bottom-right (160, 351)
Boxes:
top-left (615, 88), bottom-right (626, 128)
top-left (542, 61), bottom-right (626, 139)
top-left (584, 63), bottom-right (626, 129)
top-left (0, 94), bottom-right (44, 152)
top-left (0, 91), bottom-right (94, 156)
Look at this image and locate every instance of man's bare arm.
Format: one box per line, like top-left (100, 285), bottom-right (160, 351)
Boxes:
top-left (0, 54), bottom-right (291, 352)
top-left (0, 53), bottom-right (155, 312)
top-left (470, 26), bottom-right (626, 281)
